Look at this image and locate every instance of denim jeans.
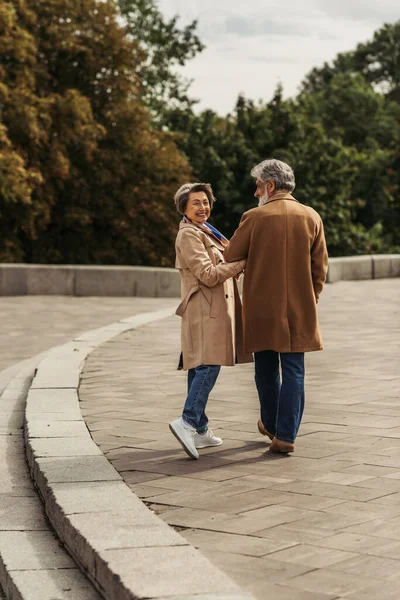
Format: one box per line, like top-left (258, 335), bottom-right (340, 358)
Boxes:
top-left (182, 365), bottom-right (221, 433)
top-left (254, 351), bottom-right (305, 444)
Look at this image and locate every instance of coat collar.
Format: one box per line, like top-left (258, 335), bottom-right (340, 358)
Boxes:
top-left (178, 221), bottom-right (226, 250)
top-left (179, 221), bottom-right (197, 231)
top-left (264, 191), bottom-right (298, 205)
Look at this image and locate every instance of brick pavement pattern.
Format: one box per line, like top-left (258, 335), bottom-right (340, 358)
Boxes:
top-left (80, 280), bottom-right (400, 600)
top-left (0, 296), bottom-right (176, 374)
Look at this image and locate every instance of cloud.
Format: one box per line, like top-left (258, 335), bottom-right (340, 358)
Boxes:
top-left (224, 16), bottom-right (310, 38)
top-left (313, 0), bottom-right (400, 24)
top-left (157, 0), bottom-right (399, 114)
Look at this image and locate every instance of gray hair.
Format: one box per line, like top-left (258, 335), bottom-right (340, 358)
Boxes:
top-left (251, 159), bottom-right (295, 193)
top-left (174, 182), bottom-right (215, 215)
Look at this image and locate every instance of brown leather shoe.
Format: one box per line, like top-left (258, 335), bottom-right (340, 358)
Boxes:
top-left (257, 419), bottom-right (274, 441)
top-left (269, 437), bottom-right (295, 453)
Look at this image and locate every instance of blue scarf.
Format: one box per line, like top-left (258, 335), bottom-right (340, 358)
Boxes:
top-left (182, 216), bottom-right (229, 247)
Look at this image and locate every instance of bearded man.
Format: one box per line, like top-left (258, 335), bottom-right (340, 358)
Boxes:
top-left (224, 159), bottom-right (328, 453)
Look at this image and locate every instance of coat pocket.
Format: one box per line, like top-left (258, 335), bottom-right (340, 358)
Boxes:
top-left (175, 285), bottom-right (200, 317)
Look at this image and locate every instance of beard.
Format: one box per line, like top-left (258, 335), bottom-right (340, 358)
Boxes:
top-left (258, 189), bottom-right (269, 207)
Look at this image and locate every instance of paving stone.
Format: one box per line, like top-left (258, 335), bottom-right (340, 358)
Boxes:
top-left (26, 420), bottom-right (88, 438)
top-left (271, 480), bottom-right (396, 502)
top-left (255, 523), bottom-right (343, 545)
top-left (279, 495), bottom-right (346, 511)
top-left (0, 454), bottom-right (36, 496)
top-left (47, 481), bottom-right (141, 515)
top-left (26, 389), bottom-right (82, 418)
top-left (345, 580), bottom-right (400, 600)
top-left (35, 456), bottom-right (122, 484)
top-left (344, 515), bottom-right (400, 540)
top-left (283, 568), bottom-right (382, 596)
top-left (323, 499), bottom-right (400, 519)
top-left (0, 409), bottom-right (24, 435)
top-left (6, 568), bottom-right (101, 600)
top-left (74, 323), bottom-right (131, 344)
top-left (311, 532), bottom-right (400, 554)
top-left (27, 437), bottom-right (102, 458)
top-left (101, 546), bottom-right (242, 598)
top-left (154, 595), bottom-right (255, 600)
top-left (246, 583), bottom-right (338, 600)
top-left (182, 529), bottom-right (298, 558)
top-left (265, 543), bottom-right (357, 568)
top-left (67, 510), bottom-right (186, 553)
top-left (0, 531), bottom-right (75, 570)
top-left (273, 510), bottom-right (377, 533)
top-left (329, 553), bottom-right (400, 580)
top-left (200, 550), bottom-right (311, 587)
top-left (0, 496), bottom-right (48, 531)
top-left (147, 487), bottom-right (294, 513)
top-left (30, 359), bottom-right (80, 389)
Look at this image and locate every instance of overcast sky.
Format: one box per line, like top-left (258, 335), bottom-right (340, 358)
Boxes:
top-left (157, 0), bottom-right (399, 115)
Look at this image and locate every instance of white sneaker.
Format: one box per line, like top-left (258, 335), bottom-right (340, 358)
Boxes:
top-left (169, 418), bottom-right (199, 459)
top-left (194, 429), bottom-right (223, 449)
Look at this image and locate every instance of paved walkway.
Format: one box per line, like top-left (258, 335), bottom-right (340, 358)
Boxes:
top-left (0, 296), bottom-right (176, 600)
top-left (0, 296), bottom-right (176, 397)
top-left (80, 280), bottom-right (400, 600)
top-left (0, 296), bottom-right (176, 374)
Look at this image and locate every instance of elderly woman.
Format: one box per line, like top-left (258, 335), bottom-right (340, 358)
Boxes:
top-left (169, 183), bottom-right (252, 459)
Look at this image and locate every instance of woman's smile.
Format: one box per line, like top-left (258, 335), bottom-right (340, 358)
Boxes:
top-left (185, 191), bottom-right (211, 223)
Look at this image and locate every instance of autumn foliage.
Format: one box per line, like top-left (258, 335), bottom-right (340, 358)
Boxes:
top-left (0, 0), bottom-right (190, 265)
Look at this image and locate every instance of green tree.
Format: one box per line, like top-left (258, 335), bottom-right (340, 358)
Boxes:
top-left (300, 70), bottom-right (400, 251)
top-left (301, 21), bottom-right (400, 101)
top-left (173, 82), bottom-right (400, 255)
top-left (118, 0), bottom-right (204, 121)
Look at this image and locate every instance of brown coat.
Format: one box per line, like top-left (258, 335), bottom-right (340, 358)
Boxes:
top-left (224, 192), bottom-right (328, 353)
top-left (175, 222), bottom-right (253, 370)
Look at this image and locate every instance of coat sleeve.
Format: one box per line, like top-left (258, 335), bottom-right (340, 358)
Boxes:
top-left (177, 229), bottom-right (246, 287)
top-left (311, 218), bottom-right (328, 303)
top-left (224, 211), bottom-right (254, 262)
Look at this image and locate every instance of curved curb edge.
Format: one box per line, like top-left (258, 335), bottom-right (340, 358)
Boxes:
top-left (24, 308), bottom-right (255, 600)
top-left (0, 358), bottom-right (102, 600)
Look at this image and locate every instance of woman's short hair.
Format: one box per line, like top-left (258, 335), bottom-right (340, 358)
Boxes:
top-left (174, 183), bottom-right (215, 215)
top-left (251, 159), bottom-right (295, 193)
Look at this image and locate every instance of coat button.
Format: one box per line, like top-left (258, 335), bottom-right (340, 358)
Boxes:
top-left (225, 294), bottom-right (229, 298)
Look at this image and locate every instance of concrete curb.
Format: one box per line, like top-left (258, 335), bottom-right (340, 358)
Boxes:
top-left (0, 359), bottom-right (102, 600)
top-left (24, 309), bottom-right (255, 600)
top-left (326, 254), bottom-right (400, 283)
top-left (1, 254), bottom-right (400, 296)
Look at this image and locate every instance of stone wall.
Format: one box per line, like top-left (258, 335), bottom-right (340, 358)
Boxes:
top-left (0, 255), bottom-right (399, 296)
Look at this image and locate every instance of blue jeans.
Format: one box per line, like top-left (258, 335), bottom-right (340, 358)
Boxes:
top-left (182, 365), bottom-right (221, 433)
top-left (254, 351), bottom-right (305, 444)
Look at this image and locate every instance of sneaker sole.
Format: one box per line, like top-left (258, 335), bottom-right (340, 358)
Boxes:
top-left (169, 423), bottom-right (199, 460)
top-left (195, 440), bottom-right (223, 449)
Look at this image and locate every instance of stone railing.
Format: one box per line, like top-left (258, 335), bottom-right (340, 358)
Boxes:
top-left (326, 254), bottom-right (400, 283)
top-left (1, 255), bottom-right (399, 296)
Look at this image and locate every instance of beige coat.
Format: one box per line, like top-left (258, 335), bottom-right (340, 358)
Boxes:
top-left (175, 222), bottom-right (253, 370)
top-left (224, 192), bottom-right (329, 353)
